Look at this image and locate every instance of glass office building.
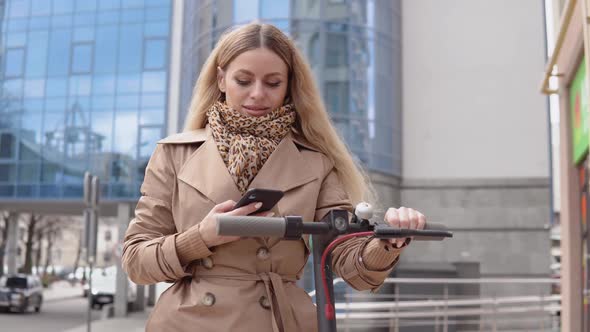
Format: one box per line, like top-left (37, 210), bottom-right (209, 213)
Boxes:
top-left (0, 0), bottom-right (172, 199)
top-left (180, 0), bottom-right (402, 175)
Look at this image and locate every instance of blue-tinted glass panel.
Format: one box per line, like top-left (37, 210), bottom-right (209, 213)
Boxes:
top-left (73, 27), bottom-right (94, 42)
top-left (93, 75), bottom-right (116, 95)
top-left (76, 0), bottom-right (97, 12)
top-left (144, 39), bottom-right (166, 70)
top-left (8, 0), bottom-right (29, 18)
top-left (5, 48), bottom-right (25, 77)
top-left (94, 26), bottom-right (118, 73)
top-left (6, 32), bottom-right (26, 47)
top-left (91, 112), bottom-right (114, 151)
top-left (69, 75), bottom-right (92, 96)
top-left (72, 43), bottom-right (93, 73)
top-left (31, 1), bottom-right (51, 16)
top-left (41, 162), bottom-right (62, 183)
top-left (91, 95), bottom-right (115, 111)
top-left (53, 0), bottom-right (74, 14)
top-left (51, 15), bottom-right (73, 28)
top-left (24, 79), bottom-right (45, 98)
top-left (113, 112), bottom-right (137, 155)
top-left (0, 133), bottom-right (16, 159)
top-left (121, 9), bottom-right (143, 23)
top-left (260, 0), bottom-right (289, 18)
top-left (46, 78), bottom-right (68, 97)
top-left (139, 126), bottom-right (162, 158)
top-left (8, 19), bottom-right (28, 32)
top-left (44, 97), bottom-right (67, 112)
top-left (234, 0), bottom-right (259, 22)
top-left (18, 163), bottom-right (40, 182)
top-left (0, 113), bottom-right (20, 129)
top-left (117, 74), bottom-right (141, 93)
top-left (122, 0), bottom-right (144, 9)
top-left (20, 108), bottom-right (43, 148)
top-left (0, 185), bottom-right (16, 197)
top-left (74, 13), bottom-right (96, 26)
top-left (4, 79), bottom-right (23, 98)
top-left (0, 164), bottom-right (17, 182)
top-left (141, 93), bottom-right (165, 108)
top-left (146, 0), bottom-right (170, 7)
top-left (98, 11), bottom-right (120, 25)
top-left (29, 17), bottom-right (50, 30)
top-left (145, 7), bottom-right (170, 21)
top-left (17, 185), bottom-right (37, 198)
top-left (39, 184), bottom-right (60, 197)
top-left (140, 109), bottom-right (164, 125)
top-left (142, 71), bottom-right (166, 93)
top-left (26, 31), bottom-right (49, 77)
top-left (326, 33), bottom-right (348, 67)
top-left (100, 0), bottom-right (121, 10)
top-left (118, 24), bottom-right (142, 73)
top-left (144, 22), bottom-right (168, 37)
top-left (116, 95), bottom-right (140, 108)
top-left (48, 30), bottom-right (72, 76)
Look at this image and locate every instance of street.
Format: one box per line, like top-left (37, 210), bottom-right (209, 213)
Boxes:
top-left (0, 297), bottom-right (101, 332)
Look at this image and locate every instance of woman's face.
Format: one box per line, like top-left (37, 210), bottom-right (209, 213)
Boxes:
top-left (218, 47), bottom-right (289, 117)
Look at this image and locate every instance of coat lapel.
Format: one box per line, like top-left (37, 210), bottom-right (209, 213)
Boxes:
top-left (177, 127), bottom-right (242, 205)
top-left (247, 133), bottom-right (318, 195)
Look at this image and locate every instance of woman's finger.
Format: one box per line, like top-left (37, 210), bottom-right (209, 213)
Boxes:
top-left (227, 201), bottom-right (262, 216)
top-left (214, 200), bottom-right (237, 213)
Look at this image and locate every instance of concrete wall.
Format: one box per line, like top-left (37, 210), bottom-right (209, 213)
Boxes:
top-left (401, 0), bottom-right (549, 180)
top-left (398, 0), bottom-right (552, 301)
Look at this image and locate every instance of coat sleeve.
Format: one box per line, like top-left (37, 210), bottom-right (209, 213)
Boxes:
top-left (315, 163), bottom-right (407, 293)
top-left (122, 144), bottom-right (212, 285)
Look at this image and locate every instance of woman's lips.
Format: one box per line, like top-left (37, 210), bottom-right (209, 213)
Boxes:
top-left (242, 105), bottom-right (270, 116)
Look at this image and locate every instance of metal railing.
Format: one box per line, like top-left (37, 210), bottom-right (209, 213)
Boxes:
top-left (310, 277), bottom-right (561, 332)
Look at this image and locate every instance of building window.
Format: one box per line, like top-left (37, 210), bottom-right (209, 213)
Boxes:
top-left (71, 43), bottom-right (94, 74)
top-left (5, 48), bottom-right (25, 78)
top-left (144, 38), bottom-right (167, 70)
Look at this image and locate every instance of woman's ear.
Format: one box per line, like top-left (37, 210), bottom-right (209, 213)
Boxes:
top-left (217, 66), bottom-right (226, 93)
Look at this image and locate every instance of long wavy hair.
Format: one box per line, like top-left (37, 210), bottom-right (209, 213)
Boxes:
top-left (183, 22), bottom-right (372, 204)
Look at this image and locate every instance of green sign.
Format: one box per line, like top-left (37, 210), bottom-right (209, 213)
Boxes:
top-left (571, 57), bottom-right (589, 164)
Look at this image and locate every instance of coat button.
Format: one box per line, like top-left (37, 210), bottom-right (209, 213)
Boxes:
top-left (201, 292), bottom-right (215, 306)
top-left (256, 247), bottom-right (270, 260)
top-left (259, 296), bottom-right (271, 309)
top-left (201, 257), bottom-right (213, 269)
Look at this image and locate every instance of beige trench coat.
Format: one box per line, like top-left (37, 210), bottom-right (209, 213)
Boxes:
top-left (122, 126), bottom-right (405, 332)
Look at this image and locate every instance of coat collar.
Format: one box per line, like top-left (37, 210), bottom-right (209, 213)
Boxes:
top-left (175, 126), bottom-right (318, 205)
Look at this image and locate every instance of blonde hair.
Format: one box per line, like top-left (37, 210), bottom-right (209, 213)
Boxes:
top-left (183, 22), bottom-right (373, 204)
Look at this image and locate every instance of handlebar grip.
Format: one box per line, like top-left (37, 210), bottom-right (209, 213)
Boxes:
top-left (415, 222), bottom-right (451, 241)
top-left (217, 215), bottom-right (286, 237)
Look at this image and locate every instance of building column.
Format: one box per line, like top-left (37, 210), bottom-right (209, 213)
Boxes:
top-left (114, 203), bottom-right (131, 317)
top-left (147, 284), bottom-right (156, 307)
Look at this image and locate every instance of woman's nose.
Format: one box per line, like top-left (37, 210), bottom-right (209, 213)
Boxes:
top-left (249, 81), bottom-right (265, 100)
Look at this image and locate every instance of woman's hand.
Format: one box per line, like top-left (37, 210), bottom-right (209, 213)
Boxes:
top-left (384, 206), bottom-right (426, 248)
top-left (199, 200), bottom-right (274, 248)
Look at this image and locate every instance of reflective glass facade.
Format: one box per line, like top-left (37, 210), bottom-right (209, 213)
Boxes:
top-left (0, 0), bottom-right (172, 199)
top-left (181, 0), bottom-right (401, 175)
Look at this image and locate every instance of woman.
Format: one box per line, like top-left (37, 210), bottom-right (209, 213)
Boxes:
top-left (122, 22), bottom-right (426, 332)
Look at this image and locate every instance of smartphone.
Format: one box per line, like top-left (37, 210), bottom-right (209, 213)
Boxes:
top-left (233, 188), bottom-right (284, 214)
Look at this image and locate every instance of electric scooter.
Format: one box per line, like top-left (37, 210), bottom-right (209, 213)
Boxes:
top-left (216, 203), bottom-right (453, 332)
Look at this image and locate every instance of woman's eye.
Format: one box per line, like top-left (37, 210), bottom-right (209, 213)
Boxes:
top-left (267, 82), bottom-right (281, 88)
top-left (235, 79), bottom-right (250, 86)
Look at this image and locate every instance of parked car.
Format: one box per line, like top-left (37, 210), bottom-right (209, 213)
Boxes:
top-left (0, 274), bottom-right (43, 313)
top-left (89, 266), bottom-right (136, 310)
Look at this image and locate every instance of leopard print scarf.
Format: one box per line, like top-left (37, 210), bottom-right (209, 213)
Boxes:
top-left (206, 101), bottom-right (297, 193)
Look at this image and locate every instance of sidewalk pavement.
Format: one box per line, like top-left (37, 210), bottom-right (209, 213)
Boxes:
top-left (44, 280), bottom-right (84, 302)
top-left (63, 309), bottom-right (150, 332)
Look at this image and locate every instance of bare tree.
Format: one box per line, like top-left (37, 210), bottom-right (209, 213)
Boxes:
top-left (22, 214), bottom-right (42, 274)
top-left (34, 230), bottom-right (42, 276)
